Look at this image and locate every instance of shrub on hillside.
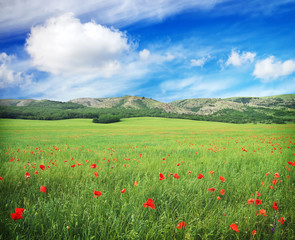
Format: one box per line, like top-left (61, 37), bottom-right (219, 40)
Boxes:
top-left (93, 114), bottom-right (121, 124)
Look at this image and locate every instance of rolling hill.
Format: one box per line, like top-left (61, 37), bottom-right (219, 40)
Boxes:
top-left (0, 94), bottom-right (294, 123)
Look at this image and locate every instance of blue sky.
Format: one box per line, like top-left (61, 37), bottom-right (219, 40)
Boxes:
top-left (0, 0), bottom-right (295, 102)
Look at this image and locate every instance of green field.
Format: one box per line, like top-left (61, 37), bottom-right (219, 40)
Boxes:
top-left (0, 118), bottom-right (294, 239)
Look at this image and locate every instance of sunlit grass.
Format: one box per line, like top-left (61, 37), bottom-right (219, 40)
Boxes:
top-left (0, 118), bottom-right (294, 239)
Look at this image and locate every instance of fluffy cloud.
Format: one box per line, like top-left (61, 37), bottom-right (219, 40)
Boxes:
top-left (253, 56), bottom-right (295, 81)
top-left (226, 50), bottom-right (256, 67)
top-left (190, 56), bottom-right (210, 67)
top-left (0, 53), bottom-right (32, 89)
top-left (26, 13), bottom-right (131, 77)
top-left (139, 49), bottom-right (174, 64)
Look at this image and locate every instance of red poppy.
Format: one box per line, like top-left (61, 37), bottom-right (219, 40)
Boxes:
top-left (134, 181), bottom-right (138, 186)
top-left (252, 230), bottom-right (256, 235)
top-left (255, 199), bottom-right (262, 205)
top-left (219, 176), bottom-right (225, 182)
top-left (256, 191), bottom-right (261, 197)
top-left (217, 196), bottom-right (221, 200)
top-left (220, 189), bottom-right (225, 195)
top-left (197, 174), bottom-right (204, 179)
top-left (34, 171), bottom-right (38, 175)
top-left (40, 165), bottom-right (45, 170)
top-left (274, 172), bottom-right (280, 178)
top-left (272, 179), bottom-right (277, 185)
top-left (94, 190), bottom-right (102, 197)
top-left (208, 188), bottom-right (215, 192)
top-left (177, 163), bottom-right (180, 166)
top-left (159, 173), bottom-right (165, 181)
top-left (176, 221), bottom-right (186, 230)
top-left (272, 202), bottom-right (278, 210)
top-left (259, 209), bottom-right (267, 216)
top-left (94, 172), bottom-right (98, 178)
top-left (90, 164), bottom-right (97, 168)
top-left (25, 172), bottom-right (30, 178)
top-left (230, 223), bottom-right (239, 232)
top-left (11, 208), bottom-right (25, 220)
top-left (40, 186), bottom-right (47, 193)
top-left (248, 199), bottom-right (254, 205)
top-left (71, 165), bottom-right (75, 168)
top-left (143, 198), bottom-right (155, 209)
top-left (121, 188), bottom-right (126, 193)
top-left (209, 170), bottom-right (214, 174)
top-left (278, 217), bottom-right (285, 225)
top-left (188, 170), bottom-right (191, 175)
top-left (174, 173), bottom-right (179, 179)
top-left (0, 177), bottom-right (3, 181)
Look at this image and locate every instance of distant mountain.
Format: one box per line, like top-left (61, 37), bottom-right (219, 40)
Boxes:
top-left (170, 94), bottom-right (295, 115)
top-left (69, 95), bottom-right (192, 114)
top-left (0, 94), bottom-right (294, 123)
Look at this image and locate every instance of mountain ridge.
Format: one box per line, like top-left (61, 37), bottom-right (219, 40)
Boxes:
top-left (0, 94), bottom-right (294, 123)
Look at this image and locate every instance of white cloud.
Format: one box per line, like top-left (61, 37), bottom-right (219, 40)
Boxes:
top-left (190, 56), bottom-right (210, 67)
top-left (226, 49), bottom-right (256, 67)
top-left (0, 0), bottom-right (225, 33)
top-left (25, 13), bottom-right (131, 77)
top-left (139, 48), bottom-right (175, 64)
top-left (139, 49), bottom-right (151, 61)
top-left (158, 77), bottom-right (234, 102)
top-left (253, 56), bottom-right (295, 81)
top-left (0, 53), bottom-right (32, 89)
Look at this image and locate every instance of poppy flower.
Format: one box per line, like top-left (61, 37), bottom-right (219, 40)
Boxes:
top-left (34, 171), bottom-right (38, 175)
top-left (252, 230), bottom-right (256, 235)
top-left (134, 181), bottom-right (138, 186)
top-left (188, 170), bottom-right (191, 175)
top-left (121, 188), bottom-right (126, 193)
top-left (219, 176), bottom-right (225, 182)
top-left (217, 196), bottom-right (221, 200)
top-left (25, 172), bottom-right (30, 178)
top-left (174, 173), bottom-right (179, 179)
top-left (208, 188), bottom-right (215, 192)
top-left (272, 179), bottom-right (277, 185)
top-left (256, 192), bottom-right (261, 197)
top-left (159, 173), bottom-right (165, 181)
top-left (259, 209), bottom-right (267, 216)
top-left (278, 217), bottom-right (285, 225)
top-left (230, 223), bottom-right (239, 232)
top-left (176, 221), bottom-right (186, 230)
top-left (71, 165), bottom-right (75, 168)
top-left (40, 186), bottom-right (47, 193)
top-left (274, 172), bottom-right (280, 178)
top-left (272, 202), bottom-right (278, 210)
top-left (220, 189), bottom-right (225, 195)
top-left (94, 172), bottom-right (98, 178)
top-left (143, 198), bottom-right (155, 209)
top-left (248, 199), bottom-right (254, 205)
top-left (197, 174), bottom-right (204, 179)
top-left (94, 190), bottom-right (102, 197)
top-left (177, 163), bottom-right (180, 166)
top-left (90, 164), bottom-right (97, 168)
top-left (209, 170), bottom-right (214, 174)
top-left (40, 165), bottom-right (45, 170)
top-left (0, 177), bottom-right (3, 181)
top-left (255, 199), bottom-right (262, 205)
top-left (11, 208), bottom-right (25, 220)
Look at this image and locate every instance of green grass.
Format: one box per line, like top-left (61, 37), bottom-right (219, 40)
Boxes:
top-left (0, 118), bottom-right (294, 239)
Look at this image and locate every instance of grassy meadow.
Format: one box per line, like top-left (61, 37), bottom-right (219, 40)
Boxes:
top-left (0, 117), bottom-right (294, 239)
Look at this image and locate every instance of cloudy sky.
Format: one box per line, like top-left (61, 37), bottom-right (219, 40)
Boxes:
top-left (0, 0), bottom-right (295, 102)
